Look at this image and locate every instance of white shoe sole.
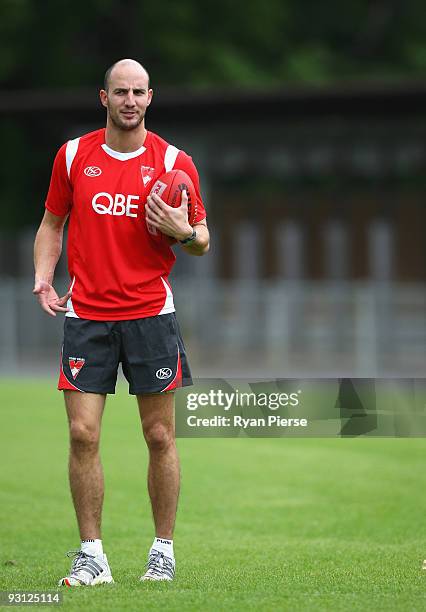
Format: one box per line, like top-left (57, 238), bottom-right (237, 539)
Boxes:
top-left (59, 575), bottom-right (114, 587)
top-left (140, 575), bottom-right (173, 582)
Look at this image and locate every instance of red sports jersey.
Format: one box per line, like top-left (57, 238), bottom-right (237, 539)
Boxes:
top-left (45, 129), bottom-right (206, 320)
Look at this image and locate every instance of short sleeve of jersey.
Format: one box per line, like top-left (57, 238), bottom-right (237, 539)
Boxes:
top-left (45, 143), bottom-right (73, 217)
top-left (174, 151), bottom-right (207, 224)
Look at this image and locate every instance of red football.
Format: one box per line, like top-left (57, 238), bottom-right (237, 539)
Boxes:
top-left (149, 169), bottom-right (197, 225)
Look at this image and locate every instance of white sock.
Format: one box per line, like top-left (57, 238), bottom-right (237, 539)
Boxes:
top-left (151, 537), bottom-right (174, 558)
top-left (81, 538), bottom-right (103, 558)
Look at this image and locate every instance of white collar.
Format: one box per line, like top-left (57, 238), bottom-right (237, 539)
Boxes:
top-left (101, 142), bottom-right (146, 161)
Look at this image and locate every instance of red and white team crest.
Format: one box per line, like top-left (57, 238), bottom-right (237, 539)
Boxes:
top-left (141, 166), bottom-right (155, 187)
top-left (69, 357), bottom-right (85, 379)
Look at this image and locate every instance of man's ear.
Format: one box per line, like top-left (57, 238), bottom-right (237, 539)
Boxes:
top-left (99, 89), bottom-right (108, 108)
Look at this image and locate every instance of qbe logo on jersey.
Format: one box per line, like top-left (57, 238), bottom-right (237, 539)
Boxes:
top-left (92, 192), bottom-right (140, 218)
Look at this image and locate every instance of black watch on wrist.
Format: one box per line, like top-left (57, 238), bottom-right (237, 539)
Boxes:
top-left (179, 229), bottom-right (197, 245)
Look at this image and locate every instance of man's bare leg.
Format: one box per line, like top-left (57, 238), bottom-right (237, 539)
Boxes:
top-left (137, 392), bottom-right (179, 539)
top-left (64, 391), bottom-right (106, 540)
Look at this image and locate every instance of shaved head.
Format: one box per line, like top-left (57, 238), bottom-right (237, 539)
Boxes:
top-left (104, 59), bottom-right (150, 91)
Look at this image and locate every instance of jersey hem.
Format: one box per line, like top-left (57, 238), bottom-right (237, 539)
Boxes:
top-left (65, 304), bottom-right (176, 321)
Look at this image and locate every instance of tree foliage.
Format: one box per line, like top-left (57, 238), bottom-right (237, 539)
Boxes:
top-left (1, 0), bottom-right (426, 89)
top-left (1, 0), bottom-right (425, 232)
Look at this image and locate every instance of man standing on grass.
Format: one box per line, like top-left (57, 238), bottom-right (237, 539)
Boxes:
top-left (33, 58), bottom-right (209, 586)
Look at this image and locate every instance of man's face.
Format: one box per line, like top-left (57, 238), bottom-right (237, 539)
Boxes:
top-left (100, 66), bottom-right (153, 131)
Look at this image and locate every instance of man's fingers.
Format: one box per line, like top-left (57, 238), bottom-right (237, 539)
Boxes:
top-left (150, 193), bottom-right (167, 206)
top-left (56, 291), bottom-right (71, 306)
top-left (33, 280), bottom-right (71, 316)
top-left (50, 303), bottom-right (69, 313)
top-left (40, 301), bottom-right (57, 317)
top-left (35, 290), bottom-right (70, 316)
top-left (149, 194), bottom-right (167, 212)
top-left (145, 204), bottom-right (162, 224)
top-left (180, 189), bottom-right (188, 208)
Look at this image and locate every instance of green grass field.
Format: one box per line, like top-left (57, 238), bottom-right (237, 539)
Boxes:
top-left (1, 380), bottom-right (426, 611)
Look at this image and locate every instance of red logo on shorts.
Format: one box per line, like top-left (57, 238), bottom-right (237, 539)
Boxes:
top-left (69, 358), bottom-right (85, 379)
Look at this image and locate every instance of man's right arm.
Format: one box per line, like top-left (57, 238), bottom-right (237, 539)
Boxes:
top-left (33, 210), bottom-right (71, 316)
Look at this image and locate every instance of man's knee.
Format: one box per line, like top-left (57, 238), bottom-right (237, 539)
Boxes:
top-left (143, 422), bottom-right (174, 453)
top-left (69, 421), bottom-right (100, 452)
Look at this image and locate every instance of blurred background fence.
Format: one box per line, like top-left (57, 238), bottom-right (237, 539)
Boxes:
top-left (0, 1), bottom-right (424, 379)
top-left (0, 278), bottom-right (424, 377)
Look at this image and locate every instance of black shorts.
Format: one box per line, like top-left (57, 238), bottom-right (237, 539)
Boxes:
top-left (58, 313), bottom-right (192, 395)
